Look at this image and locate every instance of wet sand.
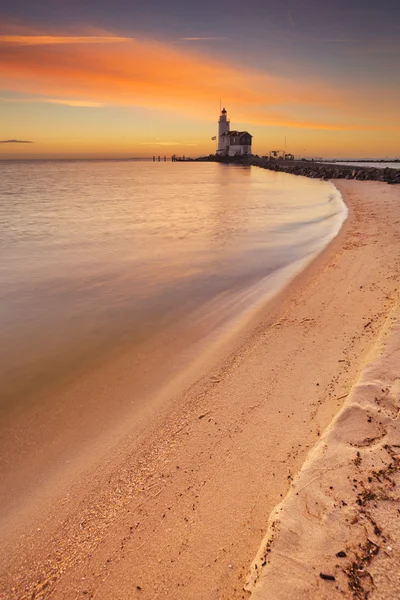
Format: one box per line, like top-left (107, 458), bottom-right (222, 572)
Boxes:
top-left (1, 180), bottom-right (399, 600)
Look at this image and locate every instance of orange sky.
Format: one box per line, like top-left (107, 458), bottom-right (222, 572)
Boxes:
top-left (0, 25), bottom-right (399, 158)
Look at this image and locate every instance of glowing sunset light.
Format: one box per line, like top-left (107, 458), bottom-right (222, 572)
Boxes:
top-left (0, 0), bottom-right (399, 158)
top-left (0, 34), bottom-right (344, 114)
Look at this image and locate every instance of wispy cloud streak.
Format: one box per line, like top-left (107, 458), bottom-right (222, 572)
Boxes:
top-left (0, 96), bottom-right (103, 107)
top-left (0, 35), bottom-right (130, 45)
top-left (0, 139), bottom-right (34, 143)
top-left (180, 37), bottom-right (227, 41)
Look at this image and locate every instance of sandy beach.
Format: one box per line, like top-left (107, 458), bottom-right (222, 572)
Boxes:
top-left (247, 180), bottom-right (400, 600)
top-left (1, 179), bottom-right (400, 600)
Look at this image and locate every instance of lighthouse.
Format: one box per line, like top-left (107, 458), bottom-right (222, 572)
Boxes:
top-left (217, 108), bottom-right (230, 154)
top-left (216, 108), bottom-right (253, 157)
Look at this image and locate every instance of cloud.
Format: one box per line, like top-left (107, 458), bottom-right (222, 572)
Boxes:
top-left (0, 32), bottom-right (345, 127)
top-left (0, 30), bottom-right (398, 132)
top-left (341, 39), bottom-right (400, 56)
top-left (41, 98), bottom-right (103, 107)
top-left (0, 35), bottom-right (130, 46)
top-left (287, 10), bottom-right (296, 29)
top-left (180, 37), bottom-right (227, 41)
top-left (140, 141), bottom-right (178, 146)
top-left (0, 96), bottom-right (103, 107)
top-left (0, 139), bottom-right (34, 143)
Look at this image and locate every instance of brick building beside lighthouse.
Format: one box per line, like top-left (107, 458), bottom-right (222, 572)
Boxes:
top-left (216, 108), bottom-right (252, 156)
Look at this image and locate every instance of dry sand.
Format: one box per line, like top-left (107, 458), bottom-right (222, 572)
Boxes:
top-left (247, 181), bottom-right (400, 600)
top-left (1, 180), bottom-right (399, 600)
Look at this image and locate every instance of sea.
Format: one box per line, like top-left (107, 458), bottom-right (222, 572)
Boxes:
top-left (0, 160), bottom-right (347, 509)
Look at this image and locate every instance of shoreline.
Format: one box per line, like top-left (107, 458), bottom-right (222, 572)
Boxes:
top-left (1, 180), bottom-right (400, 599)
top-left (246, 180), bottom-right (400, 599)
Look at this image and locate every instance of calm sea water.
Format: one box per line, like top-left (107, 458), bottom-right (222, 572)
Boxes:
top-left (0, 161), bottom-right (347, 460)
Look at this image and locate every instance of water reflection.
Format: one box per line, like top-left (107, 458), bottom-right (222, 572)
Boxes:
top-left (0, 161), bottom-right (345, 413)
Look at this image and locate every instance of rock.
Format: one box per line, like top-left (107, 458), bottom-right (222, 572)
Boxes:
top-left (320, 573), bottom-right (336, 581)
top-left (247, 160), bottom-right (400, 184)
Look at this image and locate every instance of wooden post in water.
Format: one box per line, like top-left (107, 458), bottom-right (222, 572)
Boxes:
top-left (153, 156), bottom-right (155, 162)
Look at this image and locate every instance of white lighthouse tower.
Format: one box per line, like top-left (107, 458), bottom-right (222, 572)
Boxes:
top-left (217, 108), bottom-right (230, 154)
top-left (215, 107), bottom-right (253, 157)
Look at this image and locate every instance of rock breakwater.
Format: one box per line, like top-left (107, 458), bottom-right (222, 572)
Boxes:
top-left (196, 155), bottom-right (400, 184)
top-left (252, 159), bottom-right (400, 184)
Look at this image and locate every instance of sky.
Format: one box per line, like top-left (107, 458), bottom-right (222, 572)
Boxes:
top-left (0, 0), bottom-right (399, 159)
